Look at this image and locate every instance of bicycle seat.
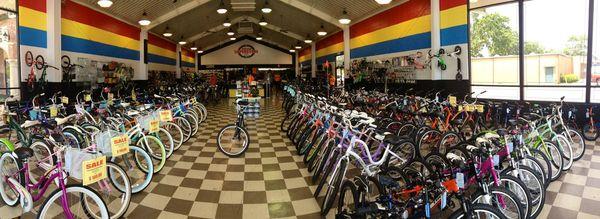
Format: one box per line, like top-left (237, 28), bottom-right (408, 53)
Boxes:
top-left (378, 175), bottom-right (400, 188)
top-left (21, 120), bottom-right (41, 129)
top-left (383, 134), bottom-right (403, 145)
top-left (12, 147), bottom-right (34, 160)
top-left (237, 100), bottom-right (250, 106)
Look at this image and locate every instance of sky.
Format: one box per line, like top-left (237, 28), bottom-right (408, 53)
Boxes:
top-left (472, 0), bottom-right (596, 55)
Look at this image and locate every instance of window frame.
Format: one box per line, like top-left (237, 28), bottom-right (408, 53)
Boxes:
top-left (0, 1), bottom-right (21, 97)
top-left (468, 0), bottom-right (595, 103)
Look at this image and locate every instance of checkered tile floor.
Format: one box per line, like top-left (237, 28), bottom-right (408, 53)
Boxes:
top-left (2, 94), bottom-right (600, 218)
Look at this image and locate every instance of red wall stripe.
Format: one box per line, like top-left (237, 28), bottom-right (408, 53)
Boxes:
top-left (441, 0), bottom-right (467, 10)
top-left (316, 32), bottom-right (343, 50)
top-left (19, 0), bottom-right (46, 12)
top-left (148, 33), bottom-right (176, 51)
top-left (182, 48), bottom-right (194, 57)
top-left (350, 0), bottom-right (430, 38)
top-left (62, 0), bottom-right (140, 40)
top-left (299, 48), bottom-right (311, 57)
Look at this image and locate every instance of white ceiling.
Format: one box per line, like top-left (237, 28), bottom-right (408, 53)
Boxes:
top-left (75, 0), bottom-right (401, 50)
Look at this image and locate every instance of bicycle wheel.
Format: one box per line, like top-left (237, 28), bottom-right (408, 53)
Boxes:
top-left (321, 158), bottom-right (347, 215)
top-left (82, 161), bottom-right (131, 219)
top-left (110, 146), bottom-right (153, 193)
top-left (155, 128), bottom-right (174, 158)
top-left (184, 112), bottom-right (199, 136)
top-left (0, 153), bottom-right (21, 206)
top-left (38, 185), bottom-right (109, 219)
top-left (315, 148), bottom-right (340, 196)
top-left (472, 186), bottom-right (525, 219)
top-left (217, 124), bottom-right (250, 157)
top-left (305, 132), bottom-right (327, 166)
top-left (162, 122), bottom-right (184, 151)
top-left (496, 173), bottom-right (532, 219)
top-left (312, 140), bottom-right (336, 184)
top-left (565, 129), bottom-right (585, 161)
top-left (28, 140), bottom-right (54, 184)
top-left (502, 166), bottom-right (544, 218)
top-left (554, 134), bottom-right (573, 170)
top-left (138, 135), bottom-right (166, 173)
top-left (582, 124), bottom-right (598, 141)
top-left (417, 129), bottom-right (442, 158)
top-left (174, 117), bottom-right (192, 142)
top-left (544, 141), bottom-right (564, 181)
top-left (438, 131), bottom-right (462, 155)
top-left (449, 203), bottom-right (508, 219)
top-left (337, 180), bottom-right (359, 218)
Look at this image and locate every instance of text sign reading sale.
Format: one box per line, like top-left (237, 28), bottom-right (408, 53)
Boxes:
top-left (82, 156), bottom-right (107, 185)
top-left (159, 110), bottom-right (172, 122)
top-left (110, 135), bottom-right (129, 157)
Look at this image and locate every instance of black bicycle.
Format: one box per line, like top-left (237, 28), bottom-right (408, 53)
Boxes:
top-left (217, 99), bottom-right (251, 157)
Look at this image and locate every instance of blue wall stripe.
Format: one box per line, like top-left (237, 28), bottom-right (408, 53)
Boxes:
top-left (182, 61), bottom-right (195, 67)
top-left (441, 24), bottom-right (468, 46)
top-left (61, 35), bottom-right (139, 60)
top-left (148, 54), bottom-right (176, 65)
top-left (350, 32), bottom-right (431, 59)
top-left (316, 53), bottom-right (340, 64)
top-left (19, 26), bottom-right (47, 48)
top-left (300, 61), bottom-right (311, 66)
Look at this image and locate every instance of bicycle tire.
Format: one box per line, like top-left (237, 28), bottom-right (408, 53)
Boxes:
top-left (315, 148), bottom-right (340, 197)
top-left (337, 180), bottom-right (359, 218)
top-left (82, 161), bottom-right (131, 219)
top-left (449, 203), bottom-right (508, 219)
top-left (217, 124), bottom-right (250, 157)
top-left (321, 158), bottom-right (347, 215)
top-left (38, 185), bottom-right (110, 219)
top-left (138, 135), bottom-right (166, 174)
top-left (0, 153), bottom-right (22, 206)
top-left (471, 186), bottom-right (525, 219)
top-left (111, 146), bottom-right (153, 193)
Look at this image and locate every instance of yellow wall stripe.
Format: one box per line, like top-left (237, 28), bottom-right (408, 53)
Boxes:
top-left (182, 55), bottom-right (195, 63)
top-left (61, 19), bottom-right (139, 51)
top-left (441, 5), bottom-right (467, 29)
top-left (299, 55), bottom-right (311, 62)
top-left (350, 15), bottom-right (431, 49)
top-left (316, 42), bottom-right (343, 58)
top-left (19, 7), bottom-right (46, 31)
top-left (148, 44), bottom-right (176, 59)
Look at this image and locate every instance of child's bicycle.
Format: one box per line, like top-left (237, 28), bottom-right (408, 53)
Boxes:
top-left (583, 106), bottom-right (599, 141)
top-left (217, 99), bottom-right (251, 157)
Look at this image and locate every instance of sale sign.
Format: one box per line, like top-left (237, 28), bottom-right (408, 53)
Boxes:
top-left (159, 110), bottom-right (173, 122)
top-left (110, 135), bottom-right (129, 157)
top-left (149, 120), bottom-right (159, 133)
top-left (82, 156), bottom-right (107, 185)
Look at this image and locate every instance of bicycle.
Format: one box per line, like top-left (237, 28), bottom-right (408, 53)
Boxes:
top-left (217, 99), bottom-right (251, 157)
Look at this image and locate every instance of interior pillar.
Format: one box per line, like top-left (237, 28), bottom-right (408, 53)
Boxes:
top-left (343, 25), bottom-right (351, 74)
top-left (46, 0), bottom-right (61, 82)
top-left (430, 0), bottom-right (441, 80)
top-left (294, 52), bottom-right (299, 77)
top-left (311, 42), bottom-right (316, 78)
top-left (138, 29), bottom-right (148, 80)
top-left (176, 44), bottom-right (181, 79)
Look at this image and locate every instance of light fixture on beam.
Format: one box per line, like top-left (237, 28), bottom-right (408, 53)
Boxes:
top-left (261, 0), bottom-right (272, 13)
top-left (138, 11), bottom-right (151, 26)
top-left (163, 26), bottom-right (173, 37)
top-left (198, 50), bottom-right (204, 54)
top-left (304, 35), bottom-right (312, 44)
top-left (217, 0), bottom-right (228, 14)
top-left (178, 36), bottom-right (187, 45)
top-left (317, 24), bottom-right (327, 36)
top-left (223, 17), bottom-right (231, 27)
top-left (294, 41), bottom-right (302, 49)
top-left (256, 36), bottom-right (263, 40)
top-left (230, 37), bottom-right (237, 41)
top-left (259, 16), bottom-right (268, 26)
top-left (289, 49), bottom-right (296, 53)
top-left (338, 9), bottom-right (351, 25)
top-left (374, 0), bottom-right (392, 4)
top-left (227, 28), bottom-right (235, 36)
top-left (97, 0), bottom-right (113, 8)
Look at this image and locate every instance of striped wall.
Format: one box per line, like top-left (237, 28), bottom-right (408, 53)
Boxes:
top-left (19, 0), bottom-right (46, 48)
top-left (298, 48), bottom-right (311, 65)
top-left (315, 32), bottom-right (343, 64)
top-left (181, 48), bottom-right (195, 68)
top-left (148, 33), bottom-right (176, 72)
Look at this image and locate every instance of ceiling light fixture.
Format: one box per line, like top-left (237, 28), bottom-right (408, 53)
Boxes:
top-left (178, 36), bottom-right (186, 45)
top-left (295, 45), bottom-right (302, 49)
top-left (230, 37), bottom-right (237, 41)
top-left (223, 17), bottom-right (231, 27)
top-left (97, 0), bottom-right (113, 8)
top-left (198, 50), bottom-right (204, 54)
top-left (190, 45), bottom-right (197, 50)
top-left (256, 36), bottom-right (263, 40)
top-left (304, 35), bottom-right (312, 44)
top-left (374, 0), bottom-right (392, 4)
top-left (227, 28), bottom-right (235, 36)
top-left (289, 49), bottom-right (296, 53)
top-left (317, 24), bottom-right (327, 36)
top-left (259, 16), bottom-right (268, 26)
top-left (338, 9), bottom-right (351, 25)
top-left (217, 0), bottom-right (228, 14)
top-left (138, 11), bottom-right (151, 26)
top-left (261, 0), bottom-right (272, 13)
top-left (163, 26), bottom-right (173, 37)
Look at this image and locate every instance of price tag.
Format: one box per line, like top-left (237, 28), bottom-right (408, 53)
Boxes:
top-left (448, 95), bottom-right (457, 107)
top-left (420, 107), bottom-right (427, 113)
top-left (82, 156), bottom-right (107, 185)
top-left (586, 111), bottom-right (590, 118)
top-left (110, 135), bottom-right (129, 157)
top-left (456, 172), bottom-right (465, 189)
top-left (61, 96), bottom-right (69, 104)
top-left (131, 90), bottom-right (136, 101)
top-left (159, 110), bottom-right (173, 122)
top-left (148, 120), bottom-right (159, 133)
top-left (475, 104), bottom-right (484, 113)
top-left (458, 105), bottom-right (463, 112)
top-left (425, 202), bottom-right (430, 218)
top-left (507, 142), bottom-right (514, 153)
top-left (441, 191), bottom-right (447, 209)
top-left (493, 155), bottom-right (500, 167)
top-left (107, 93), bottom-right (114, 105)
top-left (49, 105), bottom-right (58, 118)
top-left (84, 94), bottom-right (92, 102)
top-left (465, 105), bottom-right (475, 112)
top-left (568, 111), bottom-right (572, 118)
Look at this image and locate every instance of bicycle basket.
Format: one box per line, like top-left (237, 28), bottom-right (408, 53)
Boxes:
top-left (64, 148), bottom-right (97, 180)
top-left (95, 130), bottom-right (128, 156)
top-left (138, 113), bottom-right (159, 132)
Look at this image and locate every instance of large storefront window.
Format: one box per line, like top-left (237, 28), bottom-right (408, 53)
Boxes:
top-left (0, 5), bottom-right (18, 97)
top-left (470, 1), bottom-right (519, 100)
top-left (593, 0), bottom-right (600, 103)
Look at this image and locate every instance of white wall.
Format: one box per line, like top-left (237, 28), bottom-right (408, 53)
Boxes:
top-left (201, 39), bottom-right (292, 65)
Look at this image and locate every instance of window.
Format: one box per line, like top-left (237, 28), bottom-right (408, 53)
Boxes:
top-left (0, 7), bottom-right (19, 98)
top-left (469, 1), bottom-right (520, 100)
top-left (470, 0), bottom-right (595, 103)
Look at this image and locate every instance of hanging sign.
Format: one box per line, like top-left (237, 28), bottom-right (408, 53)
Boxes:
top-left (235, 45), bottom-right (258, 58)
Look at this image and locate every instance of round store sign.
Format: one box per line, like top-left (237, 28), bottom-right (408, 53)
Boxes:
top-left (236, 45), bottom-right (258, 58)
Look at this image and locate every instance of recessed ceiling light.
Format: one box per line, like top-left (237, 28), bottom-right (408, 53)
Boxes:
top-left (295, 45), bottom-right (302, 49)
top-left (97, 0), bottom-right (113, 8)
top-left (223, 17), bottom-right (231, 27)
top-left (289, 49), bottom-right (296, 53)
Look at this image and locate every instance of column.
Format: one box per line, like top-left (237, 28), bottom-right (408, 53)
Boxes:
top-left (343, 25), bottom-right (351, 74)
top-left (46, 0), bottom-right (61, 82)
top-left (311, 42), bottom-right (316, 78)
top-left (430, 0), bottom-right (441, 80)
top-left (138, 29), bottom-right (148, 80)
top-left (295, 52), bottom-right (299, 77)
top-left (194, 53), bottom-right (199, 73)
top-left (176, 44), bottom-right (181, 79)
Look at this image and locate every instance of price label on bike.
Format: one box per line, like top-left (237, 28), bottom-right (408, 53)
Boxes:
top-left (465, 105), bottom-right (475, 112)
top-left (84, 94), bottom-right (92, 102)
top-left (148, 119), bottom-right (159, 133)
top-left (61, 96), bottom-right (69, 104)
top-left (107, 93), bottom-right (114, 105)
top-left (456, 172), bottom-right (465, 189)
top-left (475, 104), bottom-right (484, 113)
top-left (159, 110), bottom-right (172, 122)
top-left (458, 105), bottom-right (463, 112)
top-left (448, 95), bottom-right (457, 107)
top-left (82, 156), bottom-right (107, 185)
top-left (49, 105), bottom-right (58, 117)
top-left (110, 134), bottom-right (129, 157)
top-left (131, 90), bottom-right (137, 101)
